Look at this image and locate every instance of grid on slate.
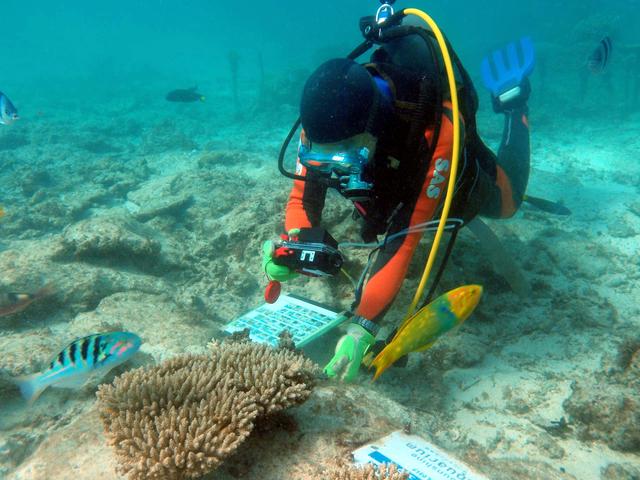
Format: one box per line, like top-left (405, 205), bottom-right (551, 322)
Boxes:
top-left (226, 300), bottom-right (339, 347)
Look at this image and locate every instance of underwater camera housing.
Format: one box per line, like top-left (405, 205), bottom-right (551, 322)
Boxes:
top-left (272, 228), bottom-right (344, 277)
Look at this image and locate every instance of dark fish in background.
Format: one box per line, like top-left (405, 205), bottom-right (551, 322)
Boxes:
top-left (165, 86), bottom-right (205, 103)
top-left (0, 283), bottom-right (55, 317)
top-left (588, 36), bottom-right (612, 74)
top-left (0, 91), bottom-right (19, 125)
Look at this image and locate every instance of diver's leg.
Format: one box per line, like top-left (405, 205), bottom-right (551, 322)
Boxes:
top-left (461, 106), bottom-right (530, 219)
top-left (491, 107), bottom-right (531, 216)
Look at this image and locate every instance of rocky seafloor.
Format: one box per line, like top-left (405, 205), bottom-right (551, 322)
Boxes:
top-left (0, 73), bottom-right (639, 480)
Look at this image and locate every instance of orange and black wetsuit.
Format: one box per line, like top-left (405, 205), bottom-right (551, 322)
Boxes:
top-left (285, 34), bottom-right (530, 325)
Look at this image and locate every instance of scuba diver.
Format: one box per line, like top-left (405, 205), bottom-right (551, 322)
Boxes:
top-left (262, 2), bottom-right (533, 382)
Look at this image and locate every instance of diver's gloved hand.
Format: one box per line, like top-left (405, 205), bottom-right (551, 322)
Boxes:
top-left (262, 239), bottom-right (298, 282)
top-left (262, 229), bottom-right (302, 282)
top-left (492, 77), bottom-right (531, 113)
top-left (324, 321), bottom-right (376, 382)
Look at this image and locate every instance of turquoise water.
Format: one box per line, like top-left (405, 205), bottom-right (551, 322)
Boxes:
top-left (1, 1), bottom-right (639, 479)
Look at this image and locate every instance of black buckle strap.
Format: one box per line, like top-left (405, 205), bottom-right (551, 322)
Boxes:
top-left (352, 316), bottom-right (381, 336)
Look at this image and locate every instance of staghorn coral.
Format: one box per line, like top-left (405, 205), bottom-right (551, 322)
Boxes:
top-left (96, 339), bottom-right (318, 479)
top-left (327, 462), bottom-right (409, 480)
top-left (208, 339), bottom-right (318, 416)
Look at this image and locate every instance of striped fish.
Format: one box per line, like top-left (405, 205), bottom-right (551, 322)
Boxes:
top-left (15, 332), bottom-right (142, 404)
top-left (0, 91), bottom-right (18, 125)
top-left (588, 36), bottom-right (612, 74)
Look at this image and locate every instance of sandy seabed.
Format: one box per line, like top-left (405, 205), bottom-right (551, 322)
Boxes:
top-left (0, 76), bottom-right (639, 480)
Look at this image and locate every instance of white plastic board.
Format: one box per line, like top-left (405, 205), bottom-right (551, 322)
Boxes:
top-left (353, 431), bottom-right (489, 480)
top-left (224, 293), bottom-right (345, 347)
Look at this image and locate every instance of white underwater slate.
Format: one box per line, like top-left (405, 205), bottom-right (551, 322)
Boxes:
top-left (224, 293), bottom-right (345, 347)
top-left (353, 431), bottom-right (488, 480)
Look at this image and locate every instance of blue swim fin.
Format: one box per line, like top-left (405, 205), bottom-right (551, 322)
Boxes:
top-left (481, 37), bottom-right (535, 100)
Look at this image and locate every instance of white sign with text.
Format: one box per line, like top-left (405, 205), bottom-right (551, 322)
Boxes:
top-left (353, 431), bottom-right (488, 480)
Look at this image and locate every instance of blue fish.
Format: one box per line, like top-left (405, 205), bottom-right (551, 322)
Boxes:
top-left (15, 332), bottom-right (142, 404)
top-left (0, 92), bottom-right (18, 125)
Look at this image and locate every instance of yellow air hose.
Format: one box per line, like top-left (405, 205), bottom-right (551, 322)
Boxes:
top-left (400, 8), bottom-right (462, 327)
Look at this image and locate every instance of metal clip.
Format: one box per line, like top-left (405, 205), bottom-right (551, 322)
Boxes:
top-left (375, 3), bottom-right (394, 24)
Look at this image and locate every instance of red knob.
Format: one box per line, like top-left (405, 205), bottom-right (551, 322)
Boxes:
top-left (264, 281), bottom-right (282, 304)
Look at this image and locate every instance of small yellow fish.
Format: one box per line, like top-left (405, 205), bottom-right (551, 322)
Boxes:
top-left (371, 285), bottom-right (483, 381)
top-left (0, 206), bottom-right (5, 219)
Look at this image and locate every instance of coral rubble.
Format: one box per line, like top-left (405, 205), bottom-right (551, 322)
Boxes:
top-left (564, 353), bottom-right (640, 453)
top-left (327, 462), bottom-right (408, 480)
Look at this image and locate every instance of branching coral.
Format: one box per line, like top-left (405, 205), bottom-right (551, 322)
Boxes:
top-left (328, 462), bottom-right (409, 480)
top-left (96, 339), bottom-right (318, 479)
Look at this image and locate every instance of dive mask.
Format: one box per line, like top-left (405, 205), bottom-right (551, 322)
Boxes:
top-left (298, 143), bottom-right (374, 202)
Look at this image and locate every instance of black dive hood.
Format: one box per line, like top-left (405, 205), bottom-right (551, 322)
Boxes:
top-left (277, 7), bottom-right (427, 189)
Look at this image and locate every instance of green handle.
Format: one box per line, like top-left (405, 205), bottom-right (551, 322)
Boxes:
top-left (262, 240), bottom-right (298, 282)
